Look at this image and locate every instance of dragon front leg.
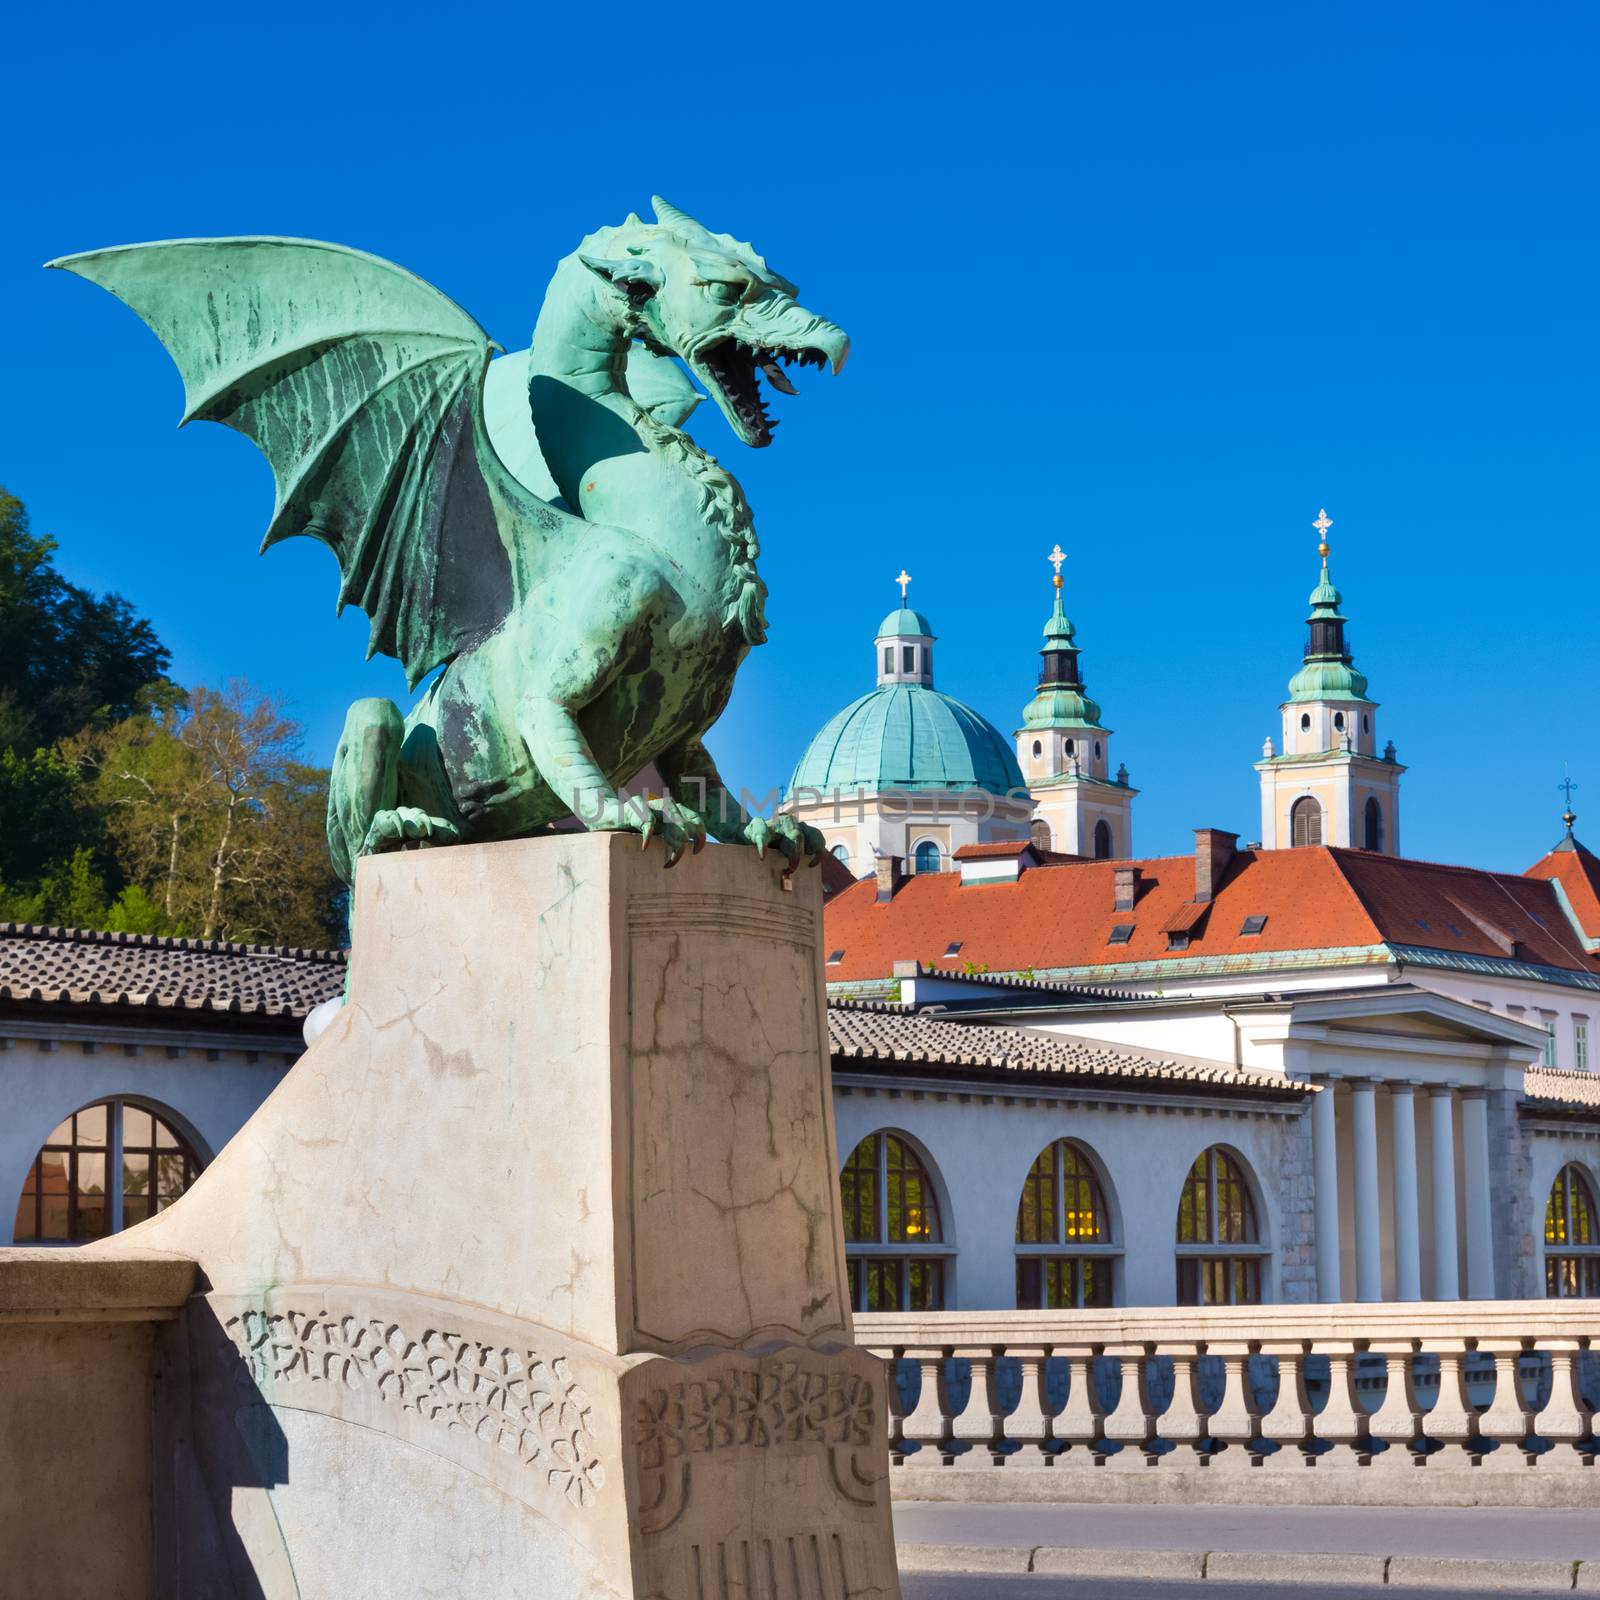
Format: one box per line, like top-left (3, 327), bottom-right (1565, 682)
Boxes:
top-left (657, 735), bottom-right (825, 871)
top-left (519, 696), bottom-right (699, 867)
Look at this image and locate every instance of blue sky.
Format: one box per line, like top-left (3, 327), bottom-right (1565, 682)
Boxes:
top-left (4, 3), bottom-right (1596, 871)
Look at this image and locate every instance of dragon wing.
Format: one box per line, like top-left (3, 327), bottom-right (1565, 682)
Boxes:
top-left (50, 236), bottom-right (558, 688)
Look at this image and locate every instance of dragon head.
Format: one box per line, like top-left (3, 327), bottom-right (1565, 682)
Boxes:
top-left (579, 197), bottom-right (849, 448)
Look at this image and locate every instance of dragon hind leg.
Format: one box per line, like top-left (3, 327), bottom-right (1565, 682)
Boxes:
top-left (327, 699), bottom-right (460, 889)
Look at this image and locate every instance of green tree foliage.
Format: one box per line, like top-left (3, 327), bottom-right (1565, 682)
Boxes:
top-left (0, 487), bottom-right (171, 750)
top-left (86, 683), bottom-right (343, 946)
top-left (0, 488), bottom-right (343, 946)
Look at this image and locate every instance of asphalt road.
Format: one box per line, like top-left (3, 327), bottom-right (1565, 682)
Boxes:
top-left (893, 1500), bottom-right (1600, 1560)
top-left (905, 1575), bottom-right (1564, 1600)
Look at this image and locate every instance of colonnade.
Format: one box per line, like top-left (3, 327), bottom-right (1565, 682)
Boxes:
top-left (1311, 1076), bottom-right (1496, 1302)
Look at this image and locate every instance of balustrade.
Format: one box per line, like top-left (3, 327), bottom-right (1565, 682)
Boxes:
top-left (858, 1302), bottom-right (1598, 1491)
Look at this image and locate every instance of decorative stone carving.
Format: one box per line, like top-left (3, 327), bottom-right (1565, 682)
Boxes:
top-left (223, 1303), bottom-right (604, 1509)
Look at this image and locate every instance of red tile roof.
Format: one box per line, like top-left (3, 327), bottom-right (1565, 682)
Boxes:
top-left (821, 846), bottom-right (1600, 984)
top-left (1524, 837), bottom-right (1600, 944)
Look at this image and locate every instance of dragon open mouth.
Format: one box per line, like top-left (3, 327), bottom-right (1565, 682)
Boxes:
top-left (697, 338), bottom-right (832, 447)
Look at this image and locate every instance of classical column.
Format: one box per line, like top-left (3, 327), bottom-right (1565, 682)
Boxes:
top-left (1389, 1082), bottom-right (1422, 1301)
top-left (1460, 1087), bottom-right (1496, 1299)
top-left (1429, 1085), bottom-right (1461, 1300)
top-left (1312, 1077), bottom-right (1342, 1301)
top-left (1350, 1078), bottom-right (1383, 1303)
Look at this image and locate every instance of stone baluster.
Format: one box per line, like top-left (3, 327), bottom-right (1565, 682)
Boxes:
top-left (1053, 1345), bottom-right (1107, 1464)
top-left (1209, 1342), bottom-right (1264, 1467)
top-left (863, 1346), bottom-right (908, 1463)
top-left (950, 1346), bottom-right (1005, 1468)
top-left (1002, 1346), bottom-right (1057, 1465)
top-left (1312, 1342), bottom-right (1373, 1465)
top-left (1368, 1340), bottom-right (1424, 1468)
top-left (1260, 1341), bottom-right (1317, 1467)
top-left (1102, 1344), bottom-right (1158, 1468)
top-left (1476, 1339), bottom-right (1534, 1469)
top-left (900, 1347), bottom-right (954, 1465)
top-left (1421, 1340), bottom-right (1481, 1464)
top-left (1532, 1340), bottom-right (1595, 1468)
top-left (1156, 1344), bottom-right (1209, 1464)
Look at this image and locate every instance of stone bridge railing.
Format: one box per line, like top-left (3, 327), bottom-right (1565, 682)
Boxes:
top-left (856, 1302), bottom-right (1600, 1507)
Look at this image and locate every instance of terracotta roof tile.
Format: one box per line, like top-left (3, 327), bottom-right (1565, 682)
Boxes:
top-left (1524, 836), bottom-right (1600, 943)
top-left (1524, 1066), bottom-right (1600, 1110)
top-left (827, 1002), bottom-right (1304, 1098)
top-left (822, 846), bottom-right (1600, 984)
top-left (0, 923), bottom-right (345, 1022)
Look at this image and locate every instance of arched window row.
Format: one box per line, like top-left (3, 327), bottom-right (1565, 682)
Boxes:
top-left (1176, 1145), bottom-right (1266, 1306)
top-left (840, 1131), bottom-right (949, 1312)
top-left (13, 1100), bottom-right (203, 1245)
top-left (1015, 1139), bottom-right (1117, 1308)
top-left (1546, 1163), bottom-right (1600, 1299)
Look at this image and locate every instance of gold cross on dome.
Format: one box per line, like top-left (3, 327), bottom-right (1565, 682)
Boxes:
top-left (895, 568), bottom-right (912, 601)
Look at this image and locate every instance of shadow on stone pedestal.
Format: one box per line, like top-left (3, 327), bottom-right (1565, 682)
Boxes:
top-left (97, 834), bottom-right (901, 1600)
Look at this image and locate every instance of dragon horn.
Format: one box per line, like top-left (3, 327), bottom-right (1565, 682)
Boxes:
top-left (651, 196), bottom-right (715, 243)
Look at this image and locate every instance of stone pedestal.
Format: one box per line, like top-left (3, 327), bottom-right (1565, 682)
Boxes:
top-left (98, 834), bottom-right (899, 1600)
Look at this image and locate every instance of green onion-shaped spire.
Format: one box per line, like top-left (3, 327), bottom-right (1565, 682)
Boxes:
top-left (1023, 544), bottom-right (1102, 728)
top-left (1287, 509), bottom-right (1369, 703)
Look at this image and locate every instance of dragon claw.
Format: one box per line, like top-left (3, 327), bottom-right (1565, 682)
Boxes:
top-left (362, 807), bottom-right (461, 856)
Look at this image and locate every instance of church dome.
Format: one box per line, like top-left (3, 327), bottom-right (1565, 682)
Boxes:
top-left (789, 684), bottom-right (1025, 797)
top-left (878, 606), bottom-right (934, 637)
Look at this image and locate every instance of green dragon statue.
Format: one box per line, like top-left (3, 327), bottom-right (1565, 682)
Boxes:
top-left (50, 198), bottom-right (847, 880)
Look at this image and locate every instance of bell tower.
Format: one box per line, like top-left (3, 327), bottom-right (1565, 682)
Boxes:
top-left (1256, 510), bottom-right (1404, 851)
top-left (1015, 545), bottom-right (1136, 859)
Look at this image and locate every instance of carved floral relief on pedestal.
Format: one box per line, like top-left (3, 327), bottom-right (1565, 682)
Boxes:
top-left (224, 1305), bottom-right (605, 1509)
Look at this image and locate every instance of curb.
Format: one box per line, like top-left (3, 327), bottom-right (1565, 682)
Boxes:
top-left (897, 1543), bottom-right (1596, 1591)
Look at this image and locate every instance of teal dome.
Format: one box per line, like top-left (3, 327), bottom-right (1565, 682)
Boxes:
top-left (1287, 659), bottom-right (1370, 703)
top-left (877, 607), bottom-right (934, 638)
top-left (789, 684), bottom-right (1024, 797)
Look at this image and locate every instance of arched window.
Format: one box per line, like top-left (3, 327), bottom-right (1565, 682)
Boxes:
top-left (1290, 796), bottom-right (1322, 847)
top-left (1363, 796), bottom-right (1385, 852)
top-left (1030, 818), bottom-right (1052, 852)
top-left (1333, 711), bottom-right (1345, 732)
top-left (1064, 738), bottom-right (1076, 757)
top-left (1175, 1146), bottom-right (1266, 1306)
top-left (1094, 741), bottom-right (1102, 760)
top-left (1031, 740), bottom-right (1042, 758)
top-left (13, 1101), bottom-right (203, 1245)
top-left (1093, 819), bottom-right (1113, 860)
top-left (1546, 1165), bottom-right (1600, 1298)
top-left (1015, 1140), bottom-right (1118, 1307)
top-left (1300, 713), bottom-right (1311, 732)
top-left (839, 1131), bottom-right (949, 1311)
top-left (1362, 714), bottom-right (1370, 733)
top-left (912, 840), bottom-right (942, 875)
top-left (830, 842), bottom-right (851, 868)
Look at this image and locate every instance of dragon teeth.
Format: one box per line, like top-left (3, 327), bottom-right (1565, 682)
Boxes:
top-left (761, 361), bottom-right (800, 396)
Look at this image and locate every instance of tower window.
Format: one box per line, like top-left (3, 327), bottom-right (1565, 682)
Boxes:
top-left (1030, 818), bottom-right (1052, 851)
top-left (1333, 711), bottom-right (1345, 732)
top-left (1363, 796), bottom-right (1385, 852)
top-left (1094, 741), bottom-right (1103, 759)
top-left (902, 645), bottom-right (916, 673)
top-left (1362, 714), bottom-right (1370, 733)
top-left (882, 647), bottom-right (892, 674)
top-left (1093, 819), bottom-right (1113, 860)
top-left (1065, 738), bottom-right (1076, 756)
top-left (1290, 796), bottom-right (1322, 847)
top-left (1031, 740), bottom-right (1042, 758)
top-left (1300, 713), bottom-right (1311, 732)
